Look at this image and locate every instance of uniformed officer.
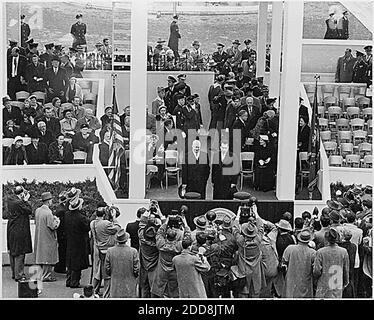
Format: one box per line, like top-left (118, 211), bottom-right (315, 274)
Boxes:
top-left (39, 43), bottom-right (55, 68)
top-left (353, 50), bottom-right (369, 84)
top-left (212, 43), bottom-right (228, 74)
top-left (27, 42), bottom-right (39, 63)
top-left (20, 15), bottom-right (31, 48)
top-left (241, 39), bottom-right (256, 62)
top-left (168, 15), bottom-right (181, 60)
top-left (364, 45), bottom-right (372, 86)
top-left (70, 13), bottom-right (87, 51)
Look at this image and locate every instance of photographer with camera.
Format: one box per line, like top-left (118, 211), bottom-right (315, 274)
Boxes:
top-left (90, 202), bottom-right (121, 297)
top-left (231, 198), bottom-right (265, 298)
top-left (151, 210), bottom-right (191, 298)
top-left (6, 186), bottom-right (33, 282)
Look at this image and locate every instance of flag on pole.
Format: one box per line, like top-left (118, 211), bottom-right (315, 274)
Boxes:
top-left (307, 75), bottom-right (321, 197)
top-left (108, 75), bottom-right (124, 189)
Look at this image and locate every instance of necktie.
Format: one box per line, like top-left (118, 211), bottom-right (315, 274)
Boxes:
top-left (54, 68), bottom-right (57, 75)
top-left (13, 58), bottom-right (17, 77)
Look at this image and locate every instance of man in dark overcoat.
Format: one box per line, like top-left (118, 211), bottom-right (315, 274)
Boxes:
top-left (70, 13), bottom-right (87, 50)
top-left (54, 191), bottom-right (69, 273)
top-left (6, 186), bottom-right (33, 281)
top-left (352, 51), bottom-right (369, 84)
top-left (20, 15), bottom-right (31, 48)
top-left (168, 15), bottom-right (181, 59)
top-left (25, 54), bottom-right (46, 93)
top-left (44, 55), bottom-right (68, 103)
top-left (64, 196), bottom-right (90, 288)
top-left (7, 47), bottom-right (28, 100)
top-left (335, 48), bottom-right (356, 83)
top-left (181, 139), bottom-right (210, 199)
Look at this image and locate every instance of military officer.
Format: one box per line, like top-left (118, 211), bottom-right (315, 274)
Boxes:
top-left (39, 43), bottom-right (55, 68)
top-left (20, 15), bottom-right (31, 48)
top-left (241, 39), bottom-right (256, 62)
top-left (364, 45), bottom-right (372, 86)
top-left (352, 51), bottom-right (369, 84)
top-left (70, 13), bottom-right (87, 51)
top-left (212, 43), bottom-right (229, 74)
top-left (168, 15), bottom-right (181, 59)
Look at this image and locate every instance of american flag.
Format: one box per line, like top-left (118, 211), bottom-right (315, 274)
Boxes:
top-left (108, 77), bottom-right (124, 189)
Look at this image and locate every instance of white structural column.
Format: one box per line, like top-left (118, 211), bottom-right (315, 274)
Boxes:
top-left (269, 1), bottom-right (283, 103)
top-left (276, 0), bottom-right (304, 200)
top-left (256, 2), bottom-right (268, 78)
top-left (129, 0), bottom-right (147, 199)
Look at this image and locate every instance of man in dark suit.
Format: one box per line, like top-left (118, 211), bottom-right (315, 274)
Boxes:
top-left (182, 96), bottom-right (200, 134)
top-left (176, 74), bottom-right (191, 97)
top-left (181, 139), bottom-right (210, 199)
top-left (20, 15), bottom-right (31, 48)
top-left (38, 106), bottom-right (61, 138)
top-left (208, 75), bottom-right (225, 129)
top-left (298, 97), bottom-right (309, 124)
top-left (164, 75), bottom-right (177, 114)
top-left (25, 134), bottom-right (49, 164)
top-left (39, 43), bottom-right (55, 68)
top-left (45, 55), bottom-right (68, 103)
top-left (70, 13), bottom-right (87, 50)
top-left (352, 50), bottom-right (369, 84)
top-left (335, 48), bottom-right (356, 83)
top-left (7, 47), bottom-right (28, 100)
top-left (168, 15), bottom-right (181, 59)
top-left (241, 39), bottom-right (257, 62)
top-left (212, 43), bottom-right (229, 74)
top-left (212, 139), bottom-right (239, 200)
top-left (238, 97), bottom-right (261, 132)
top-left (3, 95), bottom-right (23, 127)
top-left (232, 109), bottom-right (249, 151)
top-left (126, 207), bottom-right (147, 251)
top-left (25, 54), bottom-right (45, 93)
top-left (35, 121), bottom-right (54, 147)
top-left (337, 10), bottom-right (349, 39)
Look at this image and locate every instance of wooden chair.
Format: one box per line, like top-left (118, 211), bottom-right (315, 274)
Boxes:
top-left (320, 130), bottom-right (331, 142)
top-left (366, 119), bottom-right (373, 142)
top-left (164, 150), bottom-right (181, 189)
top-left (31, 91), bottom-right (46, 104)
top-left (346, 106), bottom-right (360, 119)
top-left (341, 97), bottom-right (355, 113)
top-left (352, 130), bottom-right (367, 146)
top-left (337, 131), bottom-right (352, 144)
top-left (358, 142), bottom-right (372, 156)
top-left (356, 96), bottom-right (371, 108)
top-left (329, 155), bottom-right (343, 167)
top-left (353, 86), bottom-right (367, 100)
top-left (321, 84), bottom-right (335, 100)
top-left (239, 152), bottom-right (255, 190)
top-left (73, 151), bottom-right (88, 164)
top-left (83, 92), bottom-right (97, 104)
top-left (299, 152), bottom-right (310, 191)
top-left (345, 154), bottom-right (361, 167)
top-left (340, 142), bottom-right (354, 156)
top-left (323, 141), bottom-right (337, 156)
top-left (323, 96), bottom-right (338, 108)
top-left (318, 105), bottom-right (326, 118)
top-left (318, 118), bottom-right (329, 131)
top-left (2, 138), bottom-right (14, 148)
top-left (327, 106), bottom-right (342, 126)
top-left (15, 91), bottom-right (30, 102)
top-left (337, 86), bottom-right (352, 101)
top-left (350, 118), bottom-right (365, 131)
top-left (10, 101), bottom-right (25, 110)
top-left (336, 118), bottom-right (350, 131)
top-left (362, 107), bottom-right (372, 120)
top-left (363, 155), bottom-right (372, 168)
top-left (146, 164), bottom-right (160, 190)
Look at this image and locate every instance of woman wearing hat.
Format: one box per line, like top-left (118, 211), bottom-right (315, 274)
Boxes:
top-left (60, 109), bottom-right (77, 136)
top-left (282, 229), bottom-right (316, 298)
top-left (297, 115), bottom-right (310, 153)
top-left (5, 136), bottom-right (28, 165)
top-left (324, 9), bottom-right (338, 39)
top-left (253, 135), bottom-right (275, 192)
top-left (64, 196), bottom-right (90, 288)
top-left (190, 40), bottom-right (204, 71)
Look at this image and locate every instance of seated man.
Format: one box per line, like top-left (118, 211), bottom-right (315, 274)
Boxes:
top-left (76, 108), bottom-right (101, 133)
top-left (99, 131), bottom-right (110, 173)
top-left (72, 123), bottom-right (99, 163)
top-left (39, 106), bottom-right (61, 139)
top-left (70, 96), bottom-right (85, 120)
top-left (35, 121), bottom-right (54, 147)
top-left (25, 133), bottom-right (49, 164)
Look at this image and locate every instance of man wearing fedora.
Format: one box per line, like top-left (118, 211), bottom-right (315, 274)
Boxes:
top-left (64, 193), bottom-right (90, 288)
top-left (6, 186), bottom-right (32, 282)
top-left (34, 192), bottom-right (60, 283)
top-left (191, 215), bottom-right (209, 243)
top-left (232, 206), bottom-right (265, 298)
top-left (282, 229), bottom-right (316, 298)
top-left (226, 40), bottom-right (242, 73)
top-left (190, 40), bottom-right (204, 70)
top-left (172, 237), bottom-right (211, 298)
top-left (168, 15), bottom-right (181, 59)
top-left (105, 229), bottom-right (140, 298)
top-left (313, 228), bottom-right (349, 298)
top-left (45, 55), bottom-right (68, 103)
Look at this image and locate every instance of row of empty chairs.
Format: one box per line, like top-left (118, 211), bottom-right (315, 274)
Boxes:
top-left (14, 90), bottom-right (97, 105)
top-left (329, 154), bottom-right (372, 168)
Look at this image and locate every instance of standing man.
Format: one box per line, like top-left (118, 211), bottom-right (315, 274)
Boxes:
top-left (282, 229), bottom-right (316, 298)
top-left (364, 45), bottom-right (372, 86)
top-left (168, 15), bottom-right (181, 60)
top-left (176, 74), bottom-right (191, 97)
top-left (70, 13), bottom-right (87, 51)
top-left (337, 10), bottom-right (349, 39)
top-left (20, 15), bottom-right (31, 48)
top-left (181, 139), bottom-right (210, 199)
top-left (39, 43), bottom-right (55, 68)
top-left (172, 238), bottom-right (211, 298)
top-left (313, 228), bottom-right (350, 298)
top-left (164, 75), bottom-right (177, 114)
top-left (126, 207), bottom-right (147, 251)
top-left (241, 39), bottom-right (256, 62)
top-left (34, 192), bottom-right (60, 282)
top-left (7, 47), bottom-right (28, 100)
top-left (54, 191), bottom-right (69, 274)
top-left (212, 43), bottom-right (228, 74)
top-left (105, 229), bottom-right (140, 298)
top-left (226, 40), bottom-right (242, 72)
top-left (208, 75), bottom-right (225, 130)
top-left (6, 186), bottom-right (33, 282)
top-left (352, 51), bottom-right (369, 84)
top-left (241, 52), bottom-right (257, 80)
top-left (335, 48), bottom-right (356, 83)
top-left (45, 55), bottom-right (68, 103)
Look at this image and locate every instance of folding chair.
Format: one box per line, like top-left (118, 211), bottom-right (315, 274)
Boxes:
top-left (15, 91), bottom-right (30, 102)
top-left (336, 118), bottom-right (350, 131)
top-left (346, 106), bottom-right (360, 119)
top-left (164, 150), bottom-right (181, 189)
top-left (362, 107), bottom-right (372, 120)
top-left (337, 86), bottom-right (352, 102)
top-left (353, 86), bottom-right (367, 100)
top-left (318, 105), bottom-right (326, 118)
top-left (340, 143), bottom-right (354, 157)
top-left (341, 97), bottom-right (355, 113)
top-left (363, 155), bottom-right (372, 168)
top-left (323, 141), bottom-right (337, 156)
top-left (318, 118), bottom-right (329, 131)
top-left (345, 154), bottom-right (361, 168)
top-left (366, 119), bottom-right (373, 142)
top-left (322, 84), bottom-right (335, 100)
top-left (356, 96), bottom-right (370, 109)
top-left (323, 96), bottom-right (338, 108)
top-left (73, 151), bottom-right (88, 164)
top-left (352, 130), bottom-right (367, 146)
top-left (327, 106), bottom-right (342, 127)
top-left (329, 155), bottom-right (343, 167)
top-left (337, 131), bottom-right (352, 144)
top-left (358, 142), bottom-right (372, 157)
top-left (239, 151), bottom-right (255, 190)
top-left (350, 118), bottom-right (365, 131)
top-left (320, 130), bottom-right (331, 142)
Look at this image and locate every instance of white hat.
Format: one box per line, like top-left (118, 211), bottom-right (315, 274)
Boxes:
top-left (259, 135), bottom-right (269, 141)
top-left (13, 136), bottom-right (23, 144)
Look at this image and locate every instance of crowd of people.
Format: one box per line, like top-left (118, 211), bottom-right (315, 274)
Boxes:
top-left (6, 184), bottom-right (372, 298)
top-left (148, 15), bottom-right (271, 73)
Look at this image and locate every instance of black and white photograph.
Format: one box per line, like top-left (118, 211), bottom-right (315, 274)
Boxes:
top-left (0, 0), bottom-right (373, 305)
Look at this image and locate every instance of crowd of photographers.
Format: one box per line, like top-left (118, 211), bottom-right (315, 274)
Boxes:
top-left (6, 183), bottom-right (372, 298)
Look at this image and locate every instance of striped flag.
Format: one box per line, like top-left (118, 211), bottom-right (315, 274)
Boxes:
top-left (108, 81), bottom-right (124, 189)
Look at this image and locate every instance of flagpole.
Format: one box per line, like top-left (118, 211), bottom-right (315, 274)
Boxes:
top-left (307, 74), bottom-right (320, 200)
